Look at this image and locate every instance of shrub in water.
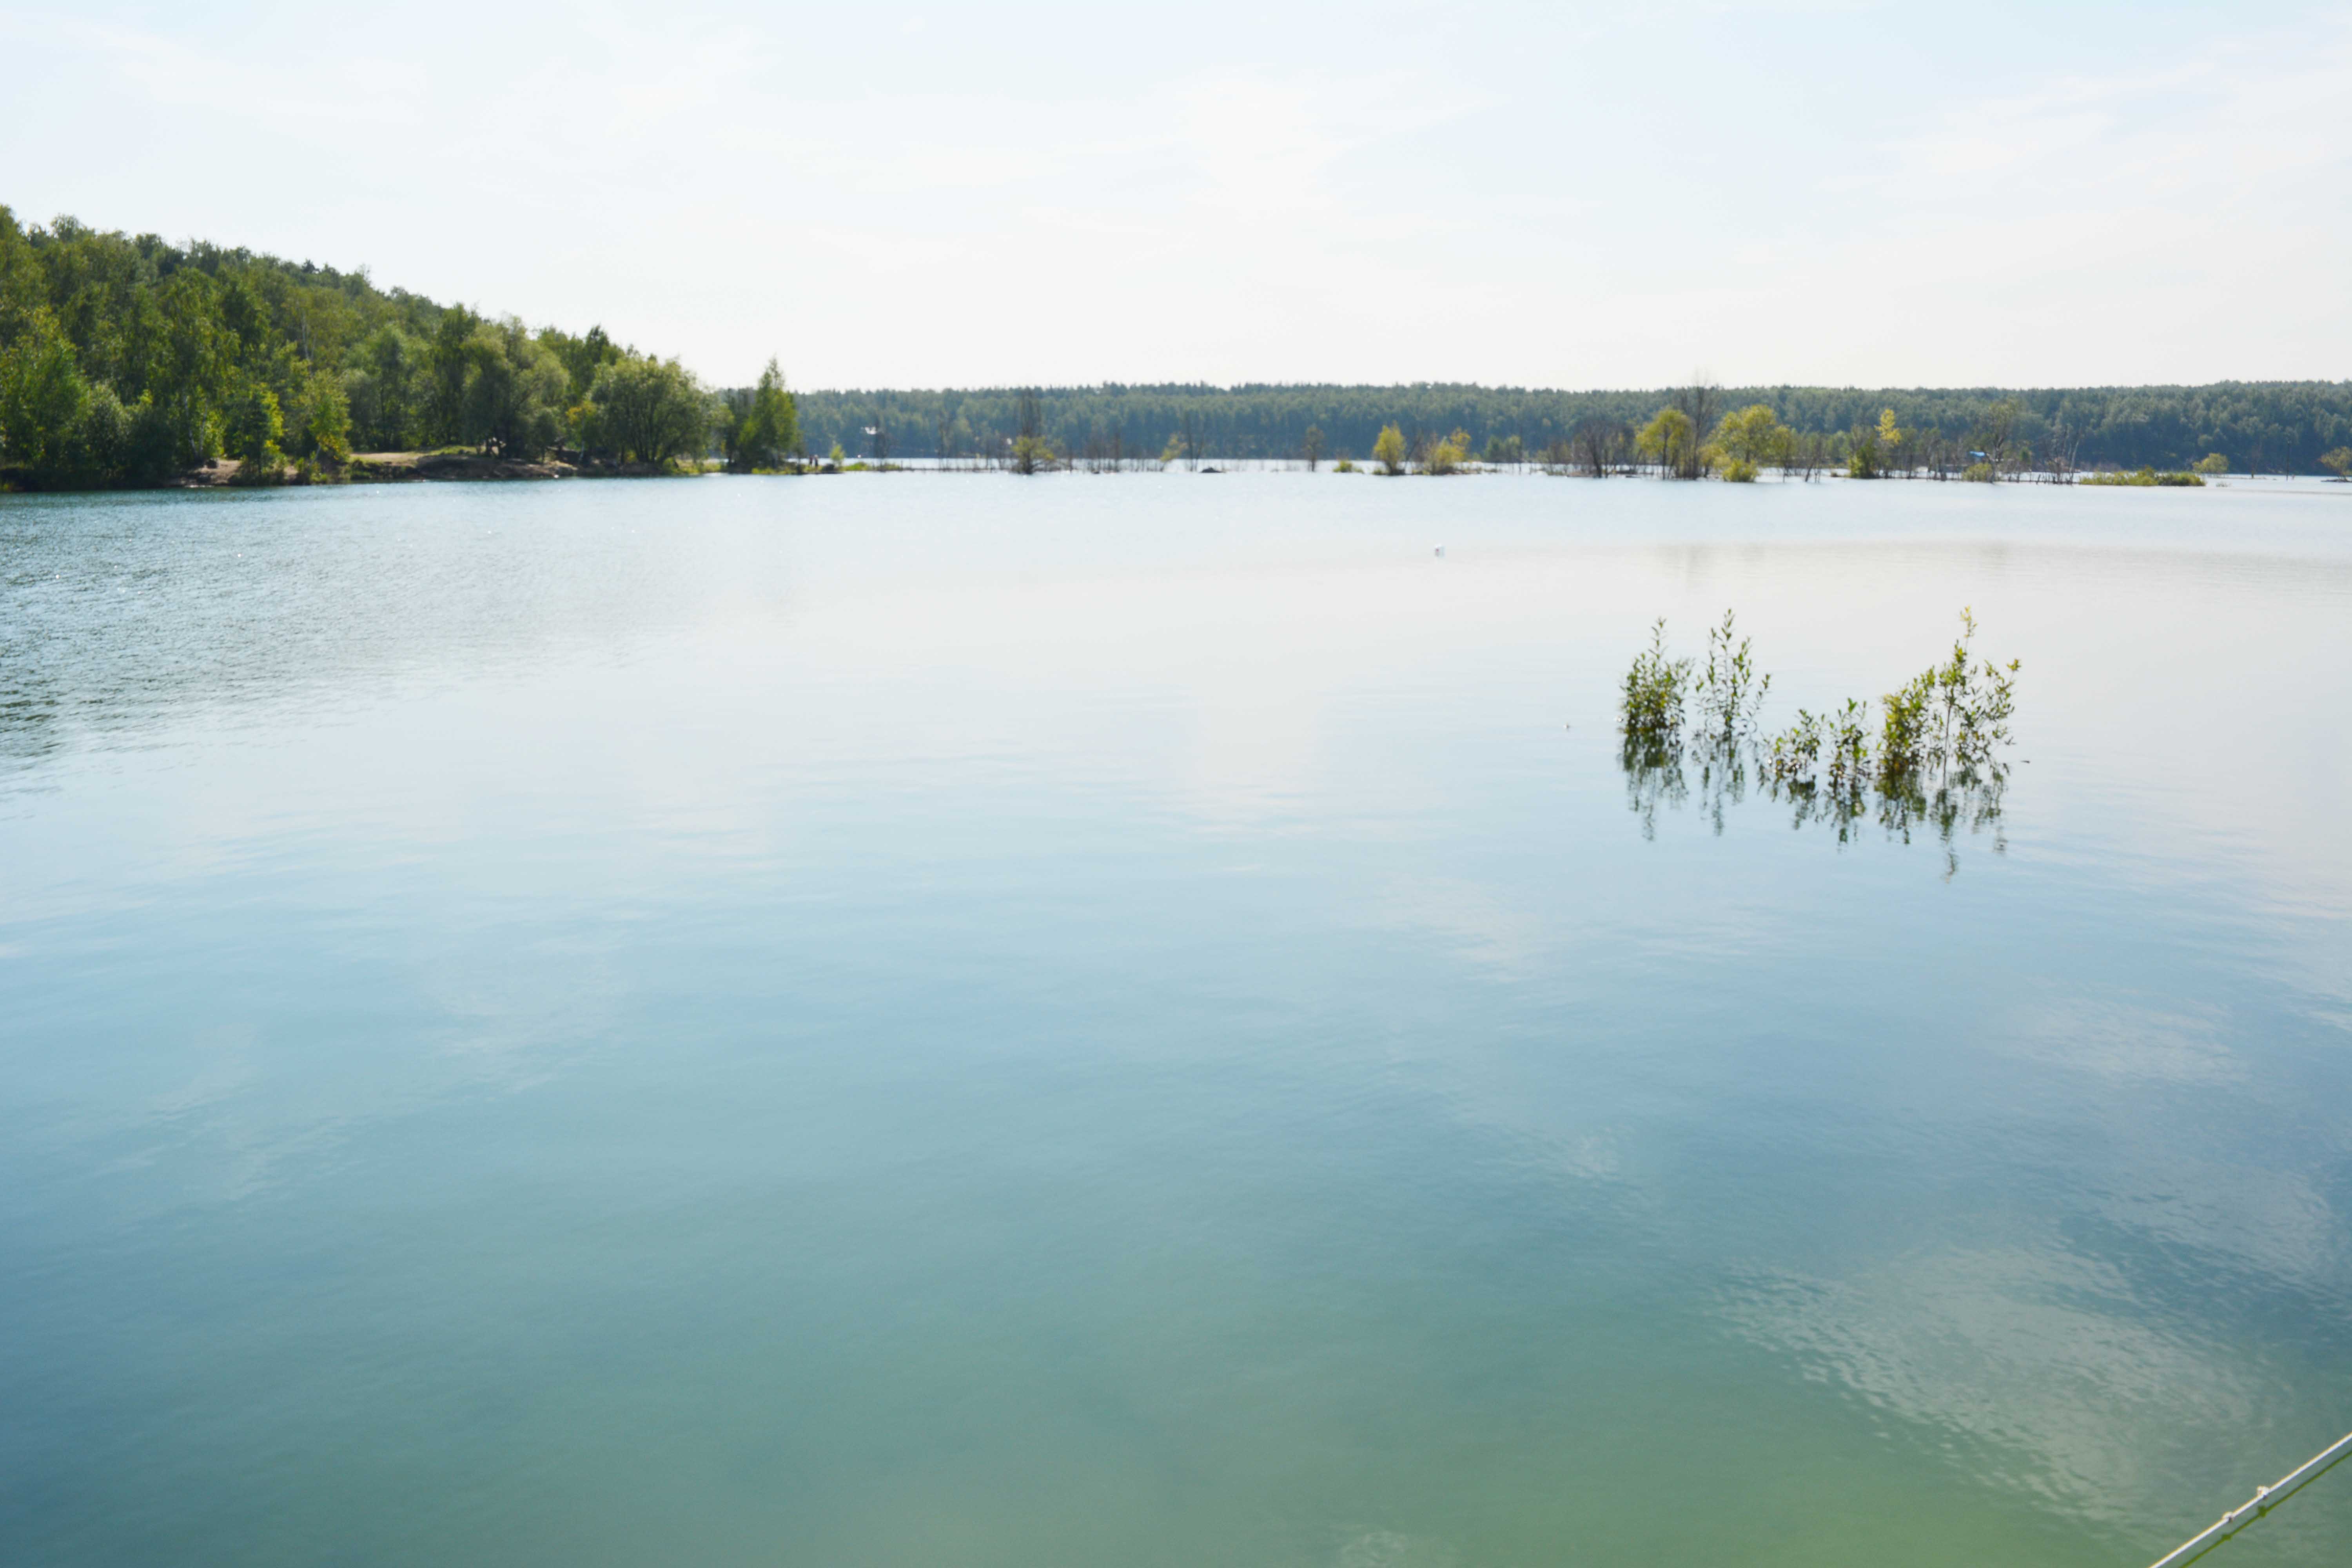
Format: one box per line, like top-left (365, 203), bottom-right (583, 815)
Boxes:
top-left (1618, 609), bottom-right (2020, 870)
top-left (1620, 619), bottom-right (1692, 742)
top-left (1694, 610), bottom-right (1770, 739)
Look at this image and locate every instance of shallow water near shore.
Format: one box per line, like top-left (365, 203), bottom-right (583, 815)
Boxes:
top-left (4, 471), bottom-right (2350, 1568)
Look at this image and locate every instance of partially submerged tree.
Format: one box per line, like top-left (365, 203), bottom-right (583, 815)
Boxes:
top-left (1636, 408), bottom-right (1697, 477)
top-left (1709, 404), bottom-right (1792, 481)
top-left (1846, 408), bottom-right (1902, 479)
top-left (1011, 387), bottom-right (1056, 474)
top-left (1574, 417), bottom-right (1626, 476)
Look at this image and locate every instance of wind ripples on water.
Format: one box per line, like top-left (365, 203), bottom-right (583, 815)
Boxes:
top-left (2, 472), bottom-right (2349, 1567)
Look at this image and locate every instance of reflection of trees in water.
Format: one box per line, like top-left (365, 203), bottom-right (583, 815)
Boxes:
top-left (1776, 751), bottom-right (2006, 876)
top-left (1617, 608), bottom-right (2016, 876)
top-left (1621, 729), bottom-right (2008, 874)
top-left (1620, 731), bottom-right (1686, 840)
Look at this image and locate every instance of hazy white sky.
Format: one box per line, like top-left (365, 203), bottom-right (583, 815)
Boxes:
top-left (5, 1), bottom-right (2348, 390)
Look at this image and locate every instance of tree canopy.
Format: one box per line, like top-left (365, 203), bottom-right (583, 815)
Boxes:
top-left (0, 206), bottom-right (788, 488)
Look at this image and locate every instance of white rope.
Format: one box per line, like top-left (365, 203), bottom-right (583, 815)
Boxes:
top-left (2147, 1429), bottom-right (2352, 1568)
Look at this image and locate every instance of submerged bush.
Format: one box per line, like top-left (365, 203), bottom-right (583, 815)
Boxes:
top-left (1617, 609), bottom-right (2020, 871)
top-left (1620, 619), bottom-right (1693, 742)
top-left (2083, 467), bottom-right (2203, 486)
top-left (1693, 610), bottom-right (1770, 740)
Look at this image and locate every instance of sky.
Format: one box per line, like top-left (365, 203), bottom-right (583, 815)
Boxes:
top-left (3, 0), bottom-right (2348, 391)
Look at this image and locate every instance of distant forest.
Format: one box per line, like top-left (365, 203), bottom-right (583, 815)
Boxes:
top-left (794, 381), bottom-right (2352, 474)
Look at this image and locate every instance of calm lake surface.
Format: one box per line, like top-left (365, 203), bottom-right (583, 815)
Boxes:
top-left (4, 472), bottom-right (2350, 1568)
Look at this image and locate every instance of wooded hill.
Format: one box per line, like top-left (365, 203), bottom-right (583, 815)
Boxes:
top-left (0, 207), bottom-right (791, 490)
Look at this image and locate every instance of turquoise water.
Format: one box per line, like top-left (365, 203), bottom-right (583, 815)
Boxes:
top-left (4, 473), bottom-right (2350, 1567)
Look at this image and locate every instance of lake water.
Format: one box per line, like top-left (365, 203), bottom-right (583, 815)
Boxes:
top-left (4, 472), bottom-right (2350, 1568)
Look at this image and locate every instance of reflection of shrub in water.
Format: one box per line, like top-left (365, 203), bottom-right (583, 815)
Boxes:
top-left (1764, 698), bottom-right (1875, 840)
top-left (1619, 610), bottom-right (2019, 871)
top-left (1619, 727), bottom-right (1687, 841)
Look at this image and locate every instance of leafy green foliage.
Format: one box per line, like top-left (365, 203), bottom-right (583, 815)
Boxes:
top-left (1372, 423), bottom-right (1407, 475)
top-left (580, 356), bottom-right (709, 468)
top-left (2081, 468), bottom-right (2203, 486)
top-left (1635, 408), bottom-right (1696, 477)
top-left (1694, 611), bottom-right (1771, 740)
top-left (1844, 409), bottom-right (1903, 477)
top-left (718, 358), bottom-right (799, 472)
top-left (224, 380), bottom-right (285, 484)
top-left (1708, 404), bottom-right (1792, 481)
top-left (0, 205), bottom-right (720, 488)
top-left (1629, 610), bottom-right (2020, 872)
top-left (1620, 620), bottom-right (1693, 742)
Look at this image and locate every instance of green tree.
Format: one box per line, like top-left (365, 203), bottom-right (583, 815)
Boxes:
top-left (1636, 408), bottom-right (1696, 477)
top-left (224, 378), bottom-right (285, 483)
top-left (287, 367), bottom-right (352, 465)
top-left (720, 358), bottom-right (798, 471)
top-left (423, 307), bottom-right (480, 446)
top-left (147, 270), bottom-right (233, 469)
top-left (1301, 423), bottom-right (1325, 470)
top-left (2318, 447), bottom-right (2350, 479)
top-left (461, 319), bottom-right (566, 458)
top-left (1372, 422), bottom-right (1407, 475)
top-left (1846, 409), bottom-right (1900, 478)
top-left (345, 326), bottom-right (421, 451)
top-left (583, 355), bottom-right (708, 467)
top-left (1709, 404), bottom-right (1792, 481)
top-left (543, 323), bottom-right (622, 408)
top-left (0, 307), bottom-right (91, 482)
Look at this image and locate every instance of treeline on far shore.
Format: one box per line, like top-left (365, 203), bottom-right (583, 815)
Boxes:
top-left (0, 207), bottom-right (797, 491)
top-left (9, 207), bottom-right (2351, 494)
top-left (797, 380), bottom-right (2352, 477)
